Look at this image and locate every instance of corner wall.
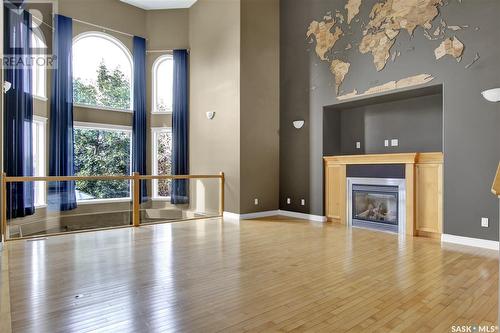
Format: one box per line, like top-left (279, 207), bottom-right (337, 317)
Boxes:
top-left (188, 0), bottom-right (280, 215)
top-left (240, 0), bottom-right (280, 214)
top-left (189, 0), bottom-right (242, 213)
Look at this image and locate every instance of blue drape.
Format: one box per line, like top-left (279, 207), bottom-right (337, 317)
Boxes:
top-left (132, 36), bottom-right (148, 202)
top-left (171, 50), bottom-right (189, 205)
top-left (48, 15), bottom-right (77, 211)
top-left (3, 3), bottom-right (35, 218)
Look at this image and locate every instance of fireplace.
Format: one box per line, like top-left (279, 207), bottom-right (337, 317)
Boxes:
top-left (347, 177), bottom-right (406, 234)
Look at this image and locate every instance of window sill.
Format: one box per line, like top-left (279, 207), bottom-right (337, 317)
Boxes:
top-left (74, 103), bottom-right (133, 113)
top-left (35, 204), bottom-right (47, 209)
top-left (152, 110), bottom-right (173, 115)
top-left (151, 197), bottom-right (172, 202)
top-left (77, 198), bottom-right (131, 205)
top-left (34, 95), bottom-right (48, 102)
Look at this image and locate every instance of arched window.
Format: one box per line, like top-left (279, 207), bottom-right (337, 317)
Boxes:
top-left (73, 32), bottom-right (133, 111)
top-left (31, 27), bottom-right (46, 99)
top-left (152, 55), bottom-right (173, 113)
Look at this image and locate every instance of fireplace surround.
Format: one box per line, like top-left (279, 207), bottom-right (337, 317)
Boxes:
top-left (324, 153), bottom-right (443, 238)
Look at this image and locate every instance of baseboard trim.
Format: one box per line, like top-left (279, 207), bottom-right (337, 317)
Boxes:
top-left (278, 210), bottom-right (327, 222)
top-left (223, 211), bottom-right (280, 220)
top-left (441, 234), bottom-right (499, 251)
top-left (223, 210), bottom-right (327, 222)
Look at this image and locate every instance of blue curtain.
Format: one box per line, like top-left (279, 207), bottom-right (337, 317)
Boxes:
top-left (48, 15), bottom-right (77, 211)
top-left (132, 36), bottom-right (148, 202)
top-left (171, 50), bottom-right (189, 205)
top-left (3, 3), bottom-right (35, 218)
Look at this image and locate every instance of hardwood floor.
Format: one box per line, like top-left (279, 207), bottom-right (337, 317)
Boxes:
top-left (4, 216), bottom-right (499, 332)
top-left (1, 245), bottom-right (12, 333)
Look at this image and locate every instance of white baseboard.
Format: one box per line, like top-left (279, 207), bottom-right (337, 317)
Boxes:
top-left (223, 210), bottom-right (280, 220)
top-left (223, 210), bottom-right (327, 222)
top-left (278, 210), bottom-right (327, 222)
top-left (441, 234), bottom-right (499, 251)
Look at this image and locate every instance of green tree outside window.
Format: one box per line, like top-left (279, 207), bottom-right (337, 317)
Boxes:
top-left (156, 131), bottom-right (172, 197)
top-left (74, 128), bottom-right (131, 200)
top-left (73, 61), bottom-right (131, 110)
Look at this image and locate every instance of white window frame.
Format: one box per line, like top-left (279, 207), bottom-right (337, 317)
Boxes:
top-left (31, 27), bottom-right (47, 100)
top-left (72, 31), bottom-right (134, 112)
top-left (151, 127), bottom-right (172, 200)
top-left (73, 122), bottom-right (133, 204)
top-left (152, 54), bottom-right (174, 114)
top-left (33, 116), bottom-right (47, 207)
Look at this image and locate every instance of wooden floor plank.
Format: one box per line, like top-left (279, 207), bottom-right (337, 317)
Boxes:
top-left (1, 245), bottom-right (12, 333)
top-left (4, 217), bottom-right (499, 332)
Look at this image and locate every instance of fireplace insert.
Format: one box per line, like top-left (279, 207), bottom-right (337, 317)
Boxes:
top-left (347, 177), bottom-right (405, 234)
top-left (352, 184), bottom-right (399, 226)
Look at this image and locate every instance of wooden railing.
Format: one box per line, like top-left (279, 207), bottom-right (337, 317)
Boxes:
top-left (1, 172), bottom-right (225, 241)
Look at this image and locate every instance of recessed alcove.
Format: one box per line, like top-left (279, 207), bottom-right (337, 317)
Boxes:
top-left (323, 85), bottom-right (444, 156)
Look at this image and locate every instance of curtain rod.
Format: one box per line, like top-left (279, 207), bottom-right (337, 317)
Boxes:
top-left (146, 49), bottom-right (191, 54)
top-left (72, 18), bottom-right (147, 40)
top-left (26, 12), bottom-right (146, 40)
top-left (32, 15), bottom-right (54, 31)
top-left (146, 49), bottom-right (173, 54)
top-left (35, 15), bottom-right (190, 51)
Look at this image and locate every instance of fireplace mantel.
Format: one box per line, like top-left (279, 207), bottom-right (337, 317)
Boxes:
top-left (324, 152), bottom-right (444, 237)
top-left (323, 152), bottom-right (443, 165)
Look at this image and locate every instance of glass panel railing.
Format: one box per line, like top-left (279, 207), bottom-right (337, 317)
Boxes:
top-left (1, 173), bottom-right (224, 240)
top-left (75, 179), bottom-right (132, 202)
top-left (139, 176), bottom-right (222, 225)
top-left (4, 178), bottom-right (133, 240)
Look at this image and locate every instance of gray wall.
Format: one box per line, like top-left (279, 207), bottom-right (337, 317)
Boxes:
top-left (324, 93), bottom-right (443, 155)
top-left (281, 0), bottom-right (500, 240)
top-left (240, 0), bottom-right (280, 214)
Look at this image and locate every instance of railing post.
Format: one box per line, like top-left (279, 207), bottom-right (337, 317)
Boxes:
top-left (219, 172), bottom-right (225, 217)
top-left (133, 172), bottom-right (140, 227)
top-left (2, 173), bottom-right (7, 241)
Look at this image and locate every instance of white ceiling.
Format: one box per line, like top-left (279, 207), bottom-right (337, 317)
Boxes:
top-left (120, 0), bottom-right (198, 10)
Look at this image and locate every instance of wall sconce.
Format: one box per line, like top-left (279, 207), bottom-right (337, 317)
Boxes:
top-left (293, 120), bottom-right (305, 129)
top-left (3, 81), bottom-right (12, 93)
top-left (206, 111), bottom-right (216, 120)
top-left (481, 88), bottom-right (500, 102)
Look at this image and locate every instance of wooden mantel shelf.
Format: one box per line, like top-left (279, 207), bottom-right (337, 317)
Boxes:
top-left (323, 152), bottom-right (443, 165)
top-left (493, 163), bottom-right (500, 197)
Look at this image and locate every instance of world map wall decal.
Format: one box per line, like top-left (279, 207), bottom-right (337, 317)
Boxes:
top-left (306, 0), bottom-right (480, 100)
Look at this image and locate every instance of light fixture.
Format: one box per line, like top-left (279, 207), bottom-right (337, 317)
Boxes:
top-left (481, 88), bottom-right (500, 102)
top-left (3, 81), bottom-right (12, 93)
top-left (206, 111), bottom-right (216, 120)
top-left (293, 120), bottom-right (305, 129)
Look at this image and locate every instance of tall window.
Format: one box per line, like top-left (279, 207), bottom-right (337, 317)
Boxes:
top-left (73, 32), bottom-right (133, 111)
top-left (152, 55), bottom-right (173, 113)
top-left (32, 116), bottom-right (46, 207)
top-left (31, 28), bottom-right (46, 99)
top-left (152, 128), bottom-right (172, 199)
top-left (74, 123), bottom-right (132, 202)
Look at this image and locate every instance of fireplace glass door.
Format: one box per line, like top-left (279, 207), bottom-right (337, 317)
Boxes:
top-left (352, 185), bottom-right (398, 225)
